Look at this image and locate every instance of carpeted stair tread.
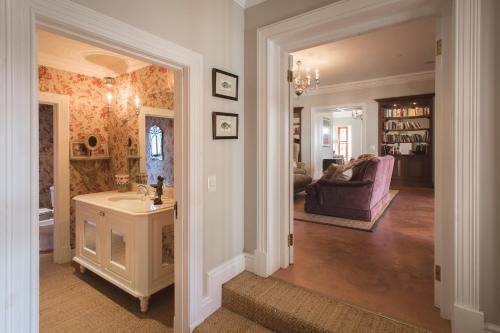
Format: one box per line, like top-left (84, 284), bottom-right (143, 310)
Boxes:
top-left (222, 271), bottom-right (432, 333)
top-left (194, 307), bottom-right (274, 333)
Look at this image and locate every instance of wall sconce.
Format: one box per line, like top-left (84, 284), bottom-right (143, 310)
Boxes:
top-left (134, 95), bottom-right (141, 116)
top-left (106, 92), bottom-right (113, 112)
top-left (104, 77), bottom-right (114, 88)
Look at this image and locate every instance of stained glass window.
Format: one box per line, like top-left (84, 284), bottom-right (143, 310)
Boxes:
top-left (149, 125), bottom-right (164, 160)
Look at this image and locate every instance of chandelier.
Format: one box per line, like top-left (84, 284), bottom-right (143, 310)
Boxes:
top-left (292, 60), bottom-right (319, 96)
top-left (352, 109), bottom-right (364, 120)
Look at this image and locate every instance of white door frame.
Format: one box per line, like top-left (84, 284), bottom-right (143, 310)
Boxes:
top-left (310, 103), bottom-right (367, 179)
top-left (138, 107), bottom-right (175, 175)
top-left (1, 0), bottom-right (204, 332)
top-left (38, 92), bottom-right (72, 264)
top-left (256, 0), bottom-right (486, 331)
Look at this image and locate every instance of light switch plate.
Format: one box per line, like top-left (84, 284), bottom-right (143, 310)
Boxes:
top-left (208, 176), bottom-right (216, 192)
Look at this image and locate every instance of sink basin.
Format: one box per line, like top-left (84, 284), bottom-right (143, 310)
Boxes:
top-left (108, 194), bottom-right (146, 203)
top-left (74, 191), bottom-right (174, 215)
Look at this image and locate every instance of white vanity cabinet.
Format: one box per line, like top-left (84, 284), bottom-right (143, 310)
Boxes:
top-left (74, 192), bottom-right (175, 312)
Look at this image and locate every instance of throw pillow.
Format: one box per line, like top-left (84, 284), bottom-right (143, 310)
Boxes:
top-left (322, 163), bottom-right (339, 179)
top-left (335, 168), bottom-right (353, 181)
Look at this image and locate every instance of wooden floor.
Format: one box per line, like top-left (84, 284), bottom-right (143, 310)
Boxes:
top-left (273, 187), bottom-right (451, 333)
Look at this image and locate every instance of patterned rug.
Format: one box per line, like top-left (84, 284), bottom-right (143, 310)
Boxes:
top-left (294, 190), bottom-right (399, 231)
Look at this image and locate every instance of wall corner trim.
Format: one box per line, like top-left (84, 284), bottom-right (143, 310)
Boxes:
top-left (192, 254), bottom-right (246, 331)
top-left (486, 323), bottom-right (500, 333)
top-left (233, 0), bottom-right (267, 9)
top-left (451, 305), bottom-right (484, 333)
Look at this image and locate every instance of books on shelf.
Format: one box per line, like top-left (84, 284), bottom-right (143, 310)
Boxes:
top-left (381, 143), bottom-right (429, 156)
top-left (382, 132), bottom-right (430, 143)
top-left (383, 120), bottom-right (424, 131)
top-left (383, 106), bottom-right (431, 118)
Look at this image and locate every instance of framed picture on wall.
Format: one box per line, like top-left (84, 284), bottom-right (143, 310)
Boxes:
top-left (322, 117), bottom-right (332, 146)
top-left (212, 68), bottom-right (239, 101)
top-left (212, 112), bottom-right (239, 139)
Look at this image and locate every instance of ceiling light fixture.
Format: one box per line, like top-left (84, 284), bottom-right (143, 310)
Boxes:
top-left (292, 60), bottom-right (319, 96)
top-left (352, 109), bottom-right (364, 120)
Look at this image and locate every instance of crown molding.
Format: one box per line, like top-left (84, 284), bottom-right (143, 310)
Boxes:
top-left (305, 70), bottom-right (435, 96)
top-left (38, 51), bottom-right (150, 78)
top-left (233, 0), bottom-right (267, 9)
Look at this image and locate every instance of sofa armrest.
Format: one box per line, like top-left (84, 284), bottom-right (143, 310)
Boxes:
top-left (317, 179), bottom-right (373, 187)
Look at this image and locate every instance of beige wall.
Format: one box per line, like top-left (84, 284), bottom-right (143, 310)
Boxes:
top-left (243, 0), bottom-right (339, 253)
top-left (480, 0), bottom-right (500, 325)
top-left (69, 0), bottom-right (245, 280)
top-left (292, 80), bottom-right (435, 173)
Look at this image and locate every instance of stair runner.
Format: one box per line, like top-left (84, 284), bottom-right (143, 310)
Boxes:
top-left (195, 271), bottom-right (432, 333)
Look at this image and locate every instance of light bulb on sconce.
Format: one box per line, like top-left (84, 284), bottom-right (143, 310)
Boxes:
top-left (104, 77), bottom-right (114, 88)
top-left (134, 95), bottom-right (141, 116)
top-left (106, 92), bottom-right (113, 112)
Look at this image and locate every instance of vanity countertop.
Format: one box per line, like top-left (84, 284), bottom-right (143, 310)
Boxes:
top-left (73, 191), bottom-right (174, 216)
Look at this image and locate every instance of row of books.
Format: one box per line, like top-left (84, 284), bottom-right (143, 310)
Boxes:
top-left (382, 132), bottom-right (430, 143)
top-left (381, 144), bottom-right (429, 155)
top-left (383, 121), bottom-right (424, 131)
top-left (383, 106), bottom-right (431, 118)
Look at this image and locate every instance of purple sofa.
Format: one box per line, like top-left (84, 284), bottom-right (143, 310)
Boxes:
top-left (304, 156), bottom-right (394, 221)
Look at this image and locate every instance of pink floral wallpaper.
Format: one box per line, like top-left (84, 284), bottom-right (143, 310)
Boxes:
top-left (39, 104), bottom-right (54, 209)
top-left (39, 64), bottom-right (175, 247)
top-left (145, 116), bottom-right (174, 184)
top-left (109, 65), bottom-right (175, 180)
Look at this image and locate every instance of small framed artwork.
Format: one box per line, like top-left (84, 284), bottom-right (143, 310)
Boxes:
top-left (212, 112), bottom-right (239, 140)
top-left (212, 68), bottom-right (239, 101)
top-left (70, 142), bottom-right (90, 158)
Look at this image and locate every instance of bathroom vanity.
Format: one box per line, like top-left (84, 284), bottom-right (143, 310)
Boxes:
top-left (73, 191), bottom-right (175, 312)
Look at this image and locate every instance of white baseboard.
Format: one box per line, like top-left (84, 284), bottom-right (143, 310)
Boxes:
top-left (190, 253), bottom-right (246, 331)
top-left (244, 252), bottom-right (255, 273)
top-left (253, 250), bottom-right (268, 277)
top-left (452, 304), bottom-right (485, 333)
top-left (486, 323), bottom-right (500, 333)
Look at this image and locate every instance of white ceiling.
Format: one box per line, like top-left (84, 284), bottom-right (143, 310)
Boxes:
top-left (291, 16), bottom-right (436, 86)
top-left (38, 29), bottom-right (151, 78)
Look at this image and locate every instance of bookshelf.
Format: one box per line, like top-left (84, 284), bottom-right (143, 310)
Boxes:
top-left (376, 93), bottom-right (434, 187)
top-left (293, 107), bottom-right (303, 162)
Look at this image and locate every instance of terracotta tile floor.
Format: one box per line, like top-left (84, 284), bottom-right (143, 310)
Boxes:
top-left (273, 187), bottom-right (451, 333)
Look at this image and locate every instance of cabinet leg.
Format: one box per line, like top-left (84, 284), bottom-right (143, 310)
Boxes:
top-left (139, 296), bottom-right (150, 313)
top-left (79, 265), bottom-right (86, 274)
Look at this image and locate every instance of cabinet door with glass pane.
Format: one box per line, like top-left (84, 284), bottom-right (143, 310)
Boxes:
top-left (104, 211), bottom-right (133, 283)
top-left (76, 204), bottom-right (103, 267)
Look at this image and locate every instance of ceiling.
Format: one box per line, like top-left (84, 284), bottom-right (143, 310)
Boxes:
top-left (291, 17), bottom-right (436, 86)
top-left (38, 30), bottom-right (151, 78)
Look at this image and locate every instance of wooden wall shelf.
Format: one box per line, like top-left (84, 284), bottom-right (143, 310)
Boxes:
top-left (70, 156), bottom-right (110, 161)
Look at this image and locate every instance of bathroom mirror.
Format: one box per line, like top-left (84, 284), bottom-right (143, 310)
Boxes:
top-left (85, 134), bottom-right (100, 151)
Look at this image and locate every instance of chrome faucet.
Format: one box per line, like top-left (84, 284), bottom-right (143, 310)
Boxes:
top-left (136, 184), bottom-right (150, 198)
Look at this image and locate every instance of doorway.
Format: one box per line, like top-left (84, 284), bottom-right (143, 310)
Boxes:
top-left (1, 2), bottom-right (205, 330)
top-left (255, 0), bottom-right (458, 332)
top-left (37, 28), bottom-right (181, 331)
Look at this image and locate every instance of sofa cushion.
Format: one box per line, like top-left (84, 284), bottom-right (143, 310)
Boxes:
top-left (322, 163), bottom-right (340, 179)
top-left (335, 168), bottom-right (353, 181)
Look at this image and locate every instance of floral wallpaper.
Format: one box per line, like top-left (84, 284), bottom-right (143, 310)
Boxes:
top-left (39, 64), bottom-right (175, 247)
top-left (109, 65), bottom-right (175, 181)
top-left (39, 104), bottom-right (54, 209)
top-left (145, 116), bottom-right (174, 184)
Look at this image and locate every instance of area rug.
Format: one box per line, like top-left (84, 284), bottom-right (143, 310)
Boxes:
top-left (294, 190), bottom-right (399, 231)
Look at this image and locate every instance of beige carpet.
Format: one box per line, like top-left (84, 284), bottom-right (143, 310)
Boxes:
top-left (222, 271), bottom-right (432, 333)
top-left (294, 190), bottom-right (399, 231)
top-left (40, 254), bottom-right (173, 333)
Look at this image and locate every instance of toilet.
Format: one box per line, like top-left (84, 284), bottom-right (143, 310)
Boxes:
top-left (39, 186), bottom-right (55, 252)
